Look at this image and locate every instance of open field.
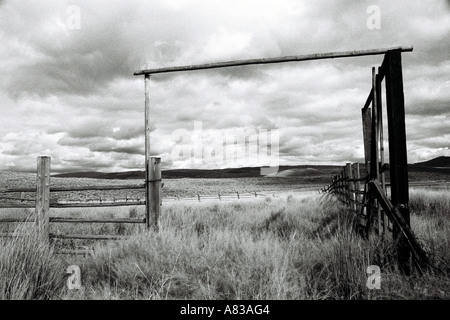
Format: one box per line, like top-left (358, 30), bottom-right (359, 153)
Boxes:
top-left (1, 167), bottom-right (448, 204)
top-left (0, 168), bottom-right (449, 300)
top-left (0, 186), bottom-right (449, 300)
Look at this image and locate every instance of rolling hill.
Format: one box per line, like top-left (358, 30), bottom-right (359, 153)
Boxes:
top-left (51, 156), bottom-right (449, 180)
top-left (410, 156), bottom-right (450, 168)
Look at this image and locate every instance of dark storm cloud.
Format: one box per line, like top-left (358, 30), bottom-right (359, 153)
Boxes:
top-left (88, 142), bottom-right (144, 155)
top-left (58, 135), bottom-right (144, 154)
top-left (407, 100), bottom-right (450, 116)
top-left (0, 0), bottom-right (206, 98)
top-left (54, 118), bottom-right (144, 140)
top-left (59, 158), bottom-right (113, 170)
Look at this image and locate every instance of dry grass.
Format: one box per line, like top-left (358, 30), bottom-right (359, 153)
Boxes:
top-left (0, 222), bottom-right (66, 299)
top-left (0, 188), bottom-right (449, 300)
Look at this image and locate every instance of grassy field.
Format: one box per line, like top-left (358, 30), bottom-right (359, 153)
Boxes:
top-left (0, 187), bottom-right (449, 300)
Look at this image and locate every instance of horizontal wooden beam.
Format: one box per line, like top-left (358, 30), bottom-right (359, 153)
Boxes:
top-left (134, 46), bottom-right (413, 75)
top-left (50, 184), bottom-right (145, 192)
top-left (0, 232), bottom-right (14, 237)
top-left (50, 201), bottom-right (145, 208)
top-left (0, 217), bottom-right (34, 223)
top-left (0, 184), bottom-right (145, 194)
top-left (49, 217), bottom-right (145, 224)
top-left (0, 217), bottom-right (145, 224)
top-left (49, 233), bottom-right (129, 240)
top-left (0, 187), bottom-right (35, 193)
top-left (55, 249), bottom-right (94, 255)
top-left (0, 203), bottom-right (35, 209)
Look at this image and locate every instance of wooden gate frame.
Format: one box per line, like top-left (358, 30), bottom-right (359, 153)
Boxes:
top-left (362, 50), bottom-right (416, 272)
top-left (134, 46), bottom-right (413, 233)
top-left (320, 48), bottom-right (432, 272)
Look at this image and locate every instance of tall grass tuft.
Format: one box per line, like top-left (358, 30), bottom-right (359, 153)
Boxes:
top-left (409, 188), bottom-right (450, 218)
top-left (0, 222), bottom-right (66, 299)
top-left (409, 188), bottom-right (450, 274)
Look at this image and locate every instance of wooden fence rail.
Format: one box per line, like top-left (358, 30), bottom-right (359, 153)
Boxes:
top-left (0, 184), bottom-right (145, 193)
top-left (0, 156), bottom-right (161, 253)
top-left (0, 156), bottom-right (276, 254)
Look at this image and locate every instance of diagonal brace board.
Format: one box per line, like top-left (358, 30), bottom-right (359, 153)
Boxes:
top-left (369, 179), bottom-right (430, 269)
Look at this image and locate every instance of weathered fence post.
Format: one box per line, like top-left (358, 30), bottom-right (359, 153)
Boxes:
top-left (144, 73), bottom-right (162, 231)
top-left (361, 106), bottom-right (372, 177)
top-left (147, 157), bottom-right (161, 231)
top-left (337, 174), bottom-right (341, 201)
top-left (346, 165), bottom-right (350, 205)
top-left (347, 163), bottom-right (356, 211)
top-left (144, 73), bottom-right (152, 230)
top-left (384, 50), bottom-right (411, 273)
top-left (354, 163), bottom-right (361, 211)
top-left (36, 156), bottom-right (50, 243)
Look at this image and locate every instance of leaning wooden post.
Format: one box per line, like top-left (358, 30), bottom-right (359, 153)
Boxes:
top-left (36, 156), bottom-right (50, 243)
top-left (148, 157), bottom-right (161, 231)
top-left (384, 50), bottom-right (411, 273)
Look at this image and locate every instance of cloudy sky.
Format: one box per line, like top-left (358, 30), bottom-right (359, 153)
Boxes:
top-left (0, 0), bottom-right (449, 173)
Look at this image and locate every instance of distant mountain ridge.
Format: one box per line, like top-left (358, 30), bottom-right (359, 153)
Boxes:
top-left (52, 165), bottom-right (341, 180)
top-left (411, 156), bottom-right (450, 168)
top-left (51, 156), bottom-right (450, 180)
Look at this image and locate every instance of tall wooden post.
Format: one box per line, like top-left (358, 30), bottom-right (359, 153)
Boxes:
top-left (36, 156), bottom-right (50, 243)
top-left (144, 74), bottom-right (152, 230)
top-left (366, 68), bottom-right (380, 233)
top-left (144, 74), bottom-right (162, 231)
top-left (384, 50), bottom-right (411, 273)
top-left (370, 68), bottom-right (379, 181)
top-left (372, 68), bottom-right (384, 234)
top-left (376, 67), bottom-right (387, 237)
